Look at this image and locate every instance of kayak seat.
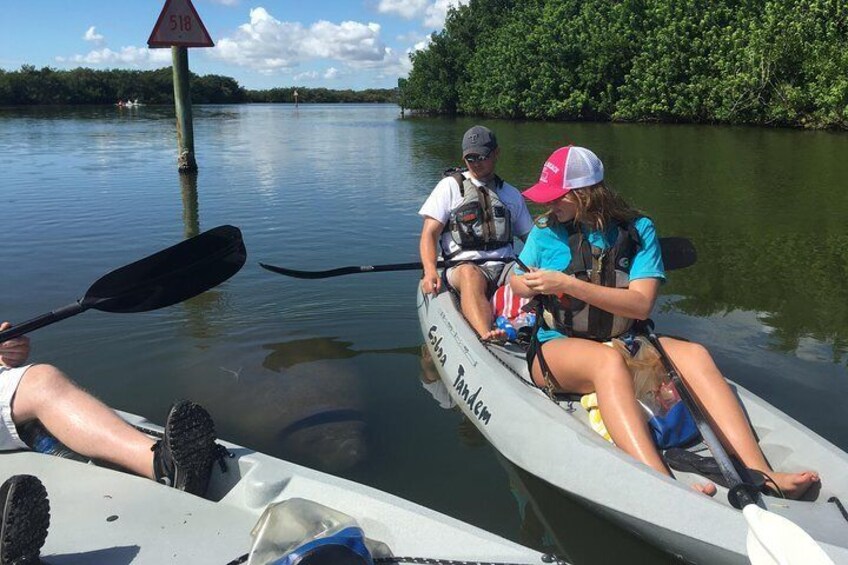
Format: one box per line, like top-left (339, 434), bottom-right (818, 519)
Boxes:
top-left (552, 392), bottom-right (584, 403)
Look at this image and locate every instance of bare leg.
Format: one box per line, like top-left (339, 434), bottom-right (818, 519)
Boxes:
top-left (532, 338), bottom-right (671, 475)
top-left (11, 364), bottom-right (156, 479)
top-left (660, 338), bottom-right (819, 499)
top-left (532, 338), bottom-right (716, 495)
top-left (450, 264), bottom-right (505, 340)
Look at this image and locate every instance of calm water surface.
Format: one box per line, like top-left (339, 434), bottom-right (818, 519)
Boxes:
top-left (2, 104), bottom-right (847, 563)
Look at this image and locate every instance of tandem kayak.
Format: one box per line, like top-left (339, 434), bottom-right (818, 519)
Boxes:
top-left (417, 288), bottom-right (848, 564)
top-left (1, 410), bottom-right (549, 564)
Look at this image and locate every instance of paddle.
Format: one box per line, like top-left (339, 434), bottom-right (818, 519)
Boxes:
top-left (260, 237), bottom-right (697, 279)
top-left (643, 329), bottom-right (834, 565)
top-left (0, 225), bottom-right (247, 343)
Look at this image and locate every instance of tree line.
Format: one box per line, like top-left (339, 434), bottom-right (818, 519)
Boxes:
top-left (398, 0), bottom-right (848, 129)
top-left (0, 66), bottom-right (397, 105)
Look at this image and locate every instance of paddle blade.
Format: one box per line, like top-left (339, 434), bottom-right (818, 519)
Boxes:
top-left (744, 505), bottom-right (834, 565)
top-left (84, 225), bottom-right (247, 313)
top-left (659, 237), bottom-right (697, 271)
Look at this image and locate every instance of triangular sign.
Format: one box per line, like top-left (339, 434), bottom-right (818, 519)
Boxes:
top-left (148, 0), bottom-right (214, 48)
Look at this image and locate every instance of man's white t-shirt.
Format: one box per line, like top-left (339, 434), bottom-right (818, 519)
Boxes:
top-left (418, 172), bottom-right (533, 262)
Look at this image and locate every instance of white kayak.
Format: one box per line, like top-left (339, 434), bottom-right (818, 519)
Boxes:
top-left (417, 288), bottom-right (848, 564)
top-left (0, 410), bottom-right (549, 564)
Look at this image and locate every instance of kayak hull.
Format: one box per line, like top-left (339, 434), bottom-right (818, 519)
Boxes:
top-left (417, 288), bottom-right (848, 564)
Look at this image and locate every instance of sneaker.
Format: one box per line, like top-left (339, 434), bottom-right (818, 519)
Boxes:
top-left (152, 400), bottom-right (216, 497)
top-left (0, 475), bottom-right (50, 565)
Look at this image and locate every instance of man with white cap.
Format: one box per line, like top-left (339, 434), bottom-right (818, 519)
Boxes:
top-left (418, 125), bottom-right (533, 340)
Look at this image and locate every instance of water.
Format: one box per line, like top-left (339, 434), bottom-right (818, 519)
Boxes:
top-left (1, 104), bottom-right (847, 563)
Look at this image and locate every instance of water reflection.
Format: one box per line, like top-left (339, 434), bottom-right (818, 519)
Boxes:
top-left (417, 347), bottom-right (682, 563)
top-left (498, 456), bottom-right (679, 564)
top-left (176, 171), bottom-right (227, 340)
top-left (262, 336), bottom-right (419, 370)
top-left (419, 344), bottom-right (455, 409)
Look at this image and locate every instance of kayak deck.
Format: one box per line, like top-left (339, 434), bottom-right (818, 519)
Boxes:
top-left (1, 411), bottom-right (545, 564)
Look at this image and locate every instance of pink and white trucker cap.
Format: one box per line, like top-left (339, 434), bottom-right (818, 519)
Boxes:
top-left (523, 146), bottom-right (604, 204)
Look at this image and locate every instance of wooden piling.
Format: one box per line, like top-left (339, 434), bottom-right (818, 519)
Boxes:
top-left (171, 46), bottom-right (197, 173)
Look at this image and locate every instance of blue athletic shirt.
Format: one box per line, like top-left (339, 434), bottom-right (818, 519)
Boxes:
top-left (516, 216), bottom-right (666, 343)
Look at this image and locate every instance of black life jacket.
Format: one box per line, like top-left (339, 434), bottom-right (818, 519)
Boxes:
top-left (441, 171), bottom-right (513, 259)
top-left (537, 219), bottom-right (642, 341)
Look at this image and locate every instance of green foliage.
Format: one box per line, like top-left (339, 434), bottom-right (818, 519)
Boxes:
top-left (247, 86), bottom-right (396, 103)
top-left (0, 66), bottom-right (397, 106)
top-left (399, 0), bottom-right (848, 129)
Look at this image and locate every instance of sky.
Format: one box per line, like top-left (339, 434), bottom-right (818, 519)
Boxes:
top-left (0, 0), bottom-right (469, 90)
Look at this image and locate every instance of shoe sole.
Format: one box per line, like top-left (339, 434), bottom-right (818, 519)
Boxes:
top-left (0, 475), bottom-right (50, 564)
top-left (165, 401), bottom-right (216, 497)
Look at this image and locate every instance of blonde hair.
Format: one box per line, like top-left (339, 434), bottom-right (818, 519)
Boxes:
top-left (535, 181), bottom-right (642, 231)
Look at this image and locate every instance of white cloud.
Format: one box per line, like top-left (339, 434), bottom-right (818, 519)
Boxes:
top-left (293, 70), bottom-right (318, 81)
top-left (377, 0), bottom-right (470, 29)
top-left (377, 0), bottom-right (430, 20)
top-left (412, 38), bottom-right (430, 53)
top-left (210, 7), bottom-right (391, 73)
top-left (57, 46), bottom-right (171, 66)
top-left (83, 26), bottom-right (104, 44)
top-left (396, 31), bottom-right (427, 44)
top-left (423, 0), bottom-right (469, 28)
top-left (323, 67), bottom-right (339, 79)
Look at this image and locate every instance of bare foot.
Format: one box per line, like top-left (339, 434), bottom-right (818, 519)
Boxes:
top-left (481, 328), bottom-right (508, 342)
top-left (765, 471), bottom-right (820, 499)
top-left (692, 482), bottom-right (717, 497)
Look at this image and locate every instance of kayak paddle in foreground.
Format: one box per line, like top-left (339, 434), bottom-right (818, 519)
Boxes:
top-left (260, 237), bottom-right (697, 280)
top-left (645, 329), bottom-right (834, 565)
top-left (0, 225), bottom-right (247, 343)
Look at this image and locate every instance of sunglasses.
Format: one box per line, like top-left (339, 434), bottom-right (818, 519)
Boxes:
top-left (464, 153), bottom-right (492, 163)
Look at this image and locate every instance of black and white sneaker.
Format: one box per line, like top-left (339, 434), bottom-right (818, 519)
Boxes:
top-left (0, 475), bottom-right (50, 565)
top-left (152, 401), bottom-right (216, 497)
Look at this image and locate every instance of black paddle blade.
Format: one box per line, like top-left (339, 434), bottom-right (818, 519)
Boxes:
top-left (659, 237), bottom-right (697, 271)
top-left (84, 225), bottom-right (247, 313)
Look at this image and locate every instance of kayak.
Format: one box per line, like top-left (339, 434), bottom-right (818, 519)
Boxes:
top-left (1, 410), bottom-right (549, 564)
top-left (417, 288), bottom-right (848, 564)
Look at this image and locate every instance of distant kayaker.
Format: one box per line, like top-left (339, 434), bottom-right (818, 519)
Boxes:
top-left (419, 125), bottom-right (533, 341)
top-left (509, 146), bottom-right (820, 499)
top-left (0, 320), bottom-right (221, 561)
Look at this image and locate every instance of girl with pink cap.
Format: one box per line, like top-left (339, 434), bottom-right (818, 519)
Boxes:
top-left (509, 146), bottom-right (818, 498)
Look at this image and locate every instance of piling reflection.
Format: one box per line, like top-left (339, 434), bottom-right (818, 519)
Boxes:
top-left (175, 171), bottom-right (227, 340)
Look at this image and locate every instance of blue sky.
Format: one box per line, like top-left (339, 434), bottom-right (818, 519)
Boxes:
top-left (0, 0), bottom-right (467, 90)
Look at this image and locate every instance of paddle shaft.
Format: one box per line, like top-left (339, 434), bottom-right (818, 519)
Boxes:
top-left (644, 331), bottom-right (762, 509)
top-left (259, 257), bottom-right (510, 279)
top-left (0, 302), bottom-right (85, 343)
top-left (261, 237), bottom-right (697, 280)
